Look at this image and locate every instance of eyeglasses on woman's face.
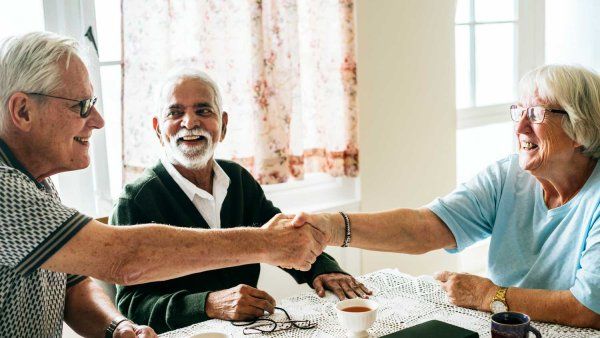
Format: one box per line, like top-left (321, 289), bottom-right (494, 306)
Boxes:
top-left (510, 104), bottom-right (568, 124)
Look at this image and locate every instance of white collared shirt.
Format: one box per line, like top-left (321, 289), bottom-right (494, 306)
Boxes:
top-left (161, 158), bottom-right (230, 229)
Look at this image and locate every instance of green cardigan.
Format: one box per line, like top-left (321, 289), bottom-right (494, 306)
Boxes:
top-left (110, 160), bottom-right (345, 333)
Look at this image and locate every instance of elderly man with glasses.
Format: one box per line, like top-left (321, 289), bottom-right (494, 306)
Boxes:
top-left (0, 32), bottom-right (325, 338)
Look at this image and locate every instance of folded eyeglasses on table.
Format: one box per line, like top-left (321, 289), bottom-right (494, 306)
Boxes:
top-left (231, 307), bottom-right (316, 335)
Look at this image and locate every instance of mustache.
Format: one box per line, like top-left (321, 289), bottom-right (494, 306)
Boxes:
top-left (173, 128), bottom-right (212, 143)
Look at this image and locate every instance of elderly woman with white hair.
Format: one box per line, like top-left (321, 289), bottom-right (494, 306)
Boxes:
top-left (294, 64), bottom-right (600, 328)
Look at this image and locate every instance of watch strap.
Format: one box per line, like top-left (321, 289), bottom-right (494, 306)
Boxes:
top-left (105, 317), bottom-right (131, 338)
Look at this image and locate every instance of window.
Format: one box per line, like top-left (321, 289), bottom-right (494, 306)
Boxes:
top-left (94, 0), bottom-right (360, 211)
top-left (455, 0), bottom-right (544, 183)
top-left (0, 1), bottom-right (44, 40)
top-left (94, 0), bottom-right (122, 200)
top-left (454, 0), bottom-right (544, 274)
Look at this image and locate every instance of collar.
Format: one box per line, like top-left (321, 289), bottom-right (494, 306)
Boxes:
top-left (0, 138), bottom-right (44, 188)
top-left (160, 157), bottom-right (230, 202)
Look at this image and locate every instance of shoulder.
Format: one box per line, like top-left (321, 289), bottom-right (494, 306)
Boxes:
top-left (216, 159), bottom-right (256, 182)
top-left (118, 164), bottom-right (164, 201)
top-left (0, 166), bottom-right (43, 195)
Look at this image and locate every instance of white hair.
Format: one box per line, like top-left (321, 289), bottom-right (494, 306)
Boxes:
top-left (519, 64), bottom-right (600, 159)
top-left (155, 68), bottom-right (223, 117)
top-left (0, 32), bottom-right (80, 132)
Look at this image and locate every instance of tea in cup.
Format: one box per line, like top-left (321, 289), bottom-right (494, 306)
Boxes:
top-left (336, 298), bottom-right (379, 337)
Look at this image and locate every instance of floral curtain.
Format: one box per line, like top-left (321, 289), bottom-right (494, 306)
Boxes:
top-left (122, 0), bottom-right (359, 184)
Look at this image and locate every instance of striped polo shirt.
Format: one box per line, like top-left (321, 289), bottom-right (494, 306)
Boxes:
top-left (0, 138), bottom-right (91, 337)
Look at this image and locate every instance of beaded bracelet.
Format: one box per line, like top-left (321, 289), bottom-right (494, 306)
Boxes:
top-left (339, 211), bottom-right (351, 247)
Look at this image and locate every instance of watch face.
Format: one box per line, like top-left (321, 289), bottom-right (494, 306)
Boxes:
top-left (491, 300), bottom-right (508, 314)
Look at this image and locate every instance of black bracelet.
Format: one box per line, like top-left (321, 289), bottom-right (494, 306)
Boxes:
top-left (105, 317), bottom-right (131, 338)
top-left (339, 211), bottom-right (351, 247)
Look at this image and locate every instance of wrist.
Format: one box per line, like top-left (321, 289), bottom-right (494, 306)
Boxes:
top-left (488, 285), bottom-right (509, 313)
top-left (105, 316), bottom-right (132, 338)
top-left (205, 292), bottom-right (216, 318)
top-left (253, 228), bottom-right (271, 263)
top-left (332, 213), bottom-right (347, 246)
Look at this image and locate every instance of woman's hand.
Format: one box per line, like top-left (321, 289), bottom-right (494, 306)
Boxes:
top-left (434, 271), bottom-right (497, 311)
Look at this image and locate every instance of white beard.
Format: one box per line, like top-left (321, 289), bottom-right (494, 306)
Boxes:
top-left (163, 128), bottom-right (216, 169)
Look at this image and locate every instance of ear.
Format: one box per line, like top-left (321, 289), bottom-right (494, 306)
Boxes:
top-left (152, 116), bottom-right (163, 145)
top-left (220, 111), bottom-right (228, 142)
top-left (7, 92), bottom-right (34, 132)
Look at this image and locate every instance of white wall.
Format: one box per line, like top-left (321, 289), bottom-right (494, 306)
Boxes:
top-left (356, 0), bottom-right (459, 275)
top-left (545, 0), bottom-right (600, 71)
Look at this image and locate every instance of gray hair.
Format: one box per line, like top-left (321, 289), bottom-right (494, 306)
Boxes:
top-left (156, 68), bottom-right (223, 118)
top-left (0, 32), bottom-right (80, 132)
top-left (519, 64), bottom-right (600, 159)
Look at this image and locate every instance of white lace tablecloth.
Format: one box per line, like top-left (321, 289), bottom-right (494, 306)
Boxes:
top-left (160, 269), bottom-right (600, 338)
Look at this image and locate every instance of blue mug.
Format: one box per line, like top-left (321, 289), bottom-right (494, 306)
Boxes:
top-left (491, 312), bottom-right (541, 338)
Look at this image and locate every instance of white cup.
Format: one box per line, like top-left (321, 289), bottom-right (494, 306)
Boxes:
top-left (187, 332), bottom-right (230, 338)
top-left (335, 298), bottom-right (379, 338)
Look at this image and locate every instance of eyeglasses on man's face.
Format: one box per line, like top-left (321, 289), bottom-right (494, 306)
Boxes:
top-left (510, 104), bottom-right (568, 124)
top-left (231, 306), bottom-right (316, 335)
top-left (26, 92), bottom-right (97, 118)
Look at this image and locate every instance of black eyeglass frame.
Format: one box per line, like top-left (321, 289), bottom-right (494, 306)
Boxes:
top-left (26, 92), bottom-right (97, 118)
top-left (231, 306), bottom-right (316, 335)
top-left (509, 104), bottom-right (568, 124)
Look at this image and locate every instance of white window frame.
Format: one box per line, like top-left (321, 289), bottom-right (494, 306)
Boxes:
top-left (456, 0), bottom-right (545, 129)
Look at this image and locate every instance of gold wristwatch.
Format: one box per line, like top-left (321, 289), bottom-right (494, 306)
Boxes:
top-left (490, 286), bottom-right (509, 314)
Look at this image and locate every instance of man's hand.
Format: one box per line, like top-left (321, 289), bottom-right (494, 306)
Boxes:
top-left (112, 321), bottom-right (156, 338)
top-left (291, 212), bottom-right (345, 246)
top-left (313, 273), bottom-right (372, 300)
top-left (205, 284), bottom-right (276, 321)
top-left (434, 271), bottom-right (497, 311)
top-left (262, 214), bottom-right (326, 271)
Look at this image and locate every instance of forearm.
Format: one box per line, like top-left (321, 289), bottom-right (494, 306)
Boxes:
top-left (502, 288), bottom-right (600, 329)
top-left (44, 221), bottom-right (270, 285)
top-left (324, 208), bottom-right (456, 253)
top-left (64, 278), bottom-right (121, 338)
top-left (111, 225), bottom-right (270, 285)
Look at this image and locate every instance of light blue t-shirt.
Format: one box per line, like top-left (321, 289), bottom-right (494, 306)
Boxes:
top-left (427, 154), bottom-right (600, 314)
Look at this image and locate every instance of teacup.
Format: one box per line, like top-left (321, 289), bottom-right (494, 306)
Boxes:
top-left (336, 298), bottom-right (379, 337)
top-left (491, 312), bottom-right (541, 338)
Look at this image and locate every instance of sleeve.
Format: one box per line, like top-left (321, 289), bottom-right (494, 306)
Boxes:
top-left (570, 216), bottom-right (600, 314)
top-left (67, 274), bottom-right (89, 288)
top-left (0, 169), bottom-right (91, 276)
top-left (110, 197), bottom-right (144, 226)
top-left (426, 159), bottom-right (507, 253)
top-left (116, 284), bottom-right (211, 334)
top-left (282, 252), bottom-right (348, 285)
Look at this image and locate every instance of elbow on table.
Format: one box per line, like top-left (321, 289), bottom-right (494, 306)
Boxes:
top-left (568, 312), bottom-right (600, 329)
top-left (560, 302), bottom-right (600, 329)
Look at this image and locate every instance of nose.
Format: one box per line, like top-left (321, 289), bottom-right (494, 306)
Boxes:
top-left (181, 109), bottom-right (201, 129)
top-left (88, 106), bottom-right (105, 129)
top-left (515, 111), bottom-right (531, 135)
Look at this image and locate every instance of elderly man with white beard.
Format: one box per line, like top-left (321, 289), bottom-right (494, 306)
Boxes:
top-left (110, 69), bottom-right (370, 333)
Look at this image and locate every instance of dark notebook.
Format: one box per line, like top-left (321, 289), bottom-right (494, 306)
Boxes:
top-left (380, 320), bottom-right (479, 338)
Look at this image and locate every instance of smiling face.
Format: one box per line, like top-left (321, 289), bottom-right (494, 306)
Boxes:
top-left (154, 78), bottom-right (227, 169)
top-left (515, 95), bottom-right (580, 176)
top-left (31, 55), bottom-right (104, 173)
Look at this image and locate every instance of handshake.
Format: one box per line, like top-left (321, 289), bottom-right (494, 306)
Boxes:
top-left (260, 212), bottom-right (345, 271)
